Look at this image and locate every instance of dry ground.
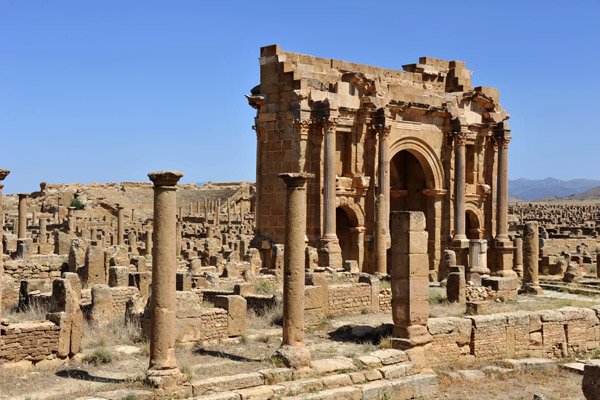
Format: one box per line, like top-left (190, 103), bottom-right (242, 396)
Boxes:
top-left (0, 289), bottom-right (596, 399)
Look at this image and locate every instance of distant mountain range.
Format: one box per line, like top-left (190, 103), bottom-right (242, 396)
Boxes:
top-left (508, 178), bottom-right (600, 202)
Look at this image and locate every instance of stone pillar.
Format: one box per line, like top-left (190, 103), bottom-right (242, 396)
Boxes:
top-left (375, 109), bottom-right (391, 235)
top-left (18, 193), bottom-right (28, 239)
top-left (176, 221), bottom-right (182, 257)
top-left (131, 208), bottom-right (135, 222)
top-left (350, 226), bottom-right (365, 272)
top-left (423, 189), bottom-right (446, 281)
top-left (39, 218), bottom-right (47, 244)
top-left (67, 206), bottom-right (76, 235)
top-left (390, 211), bottom-right (431, 351)
top-left (227, 199), bottom-right (231, 226)
top-left (468, 239), bottom-right (489, 282)
top-left (374, 194), bottom-right (387, 275)
top-left (318, 117), bottom-right (342, 269)
top-left (145, 229), bottom-right (153, 257)
top-left (521, 221), bottom-right (543, 294)
top-left (453, 130), bottom-right (467, 241)
top-left (117, 205), bottom-right (124, 245)
top-left (146, 170), bottom-right (187, 389)
top-left (495, 123), bottom-right (511, 241)
top-left (0, 169), bottom-right (10, 318)
top-left (513, 237), bottom-right (524, 277)
top-left (275, 172), bottom-right (313, 369)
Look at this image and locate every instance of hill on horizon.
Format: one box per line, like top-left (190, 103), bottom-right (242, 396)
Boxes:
top-left (508, 177), bottom-right (600, 201)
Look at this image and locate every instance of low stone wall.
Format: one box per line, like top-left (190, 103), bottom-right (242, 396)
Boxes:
top-left (110, 286), bottom-right (139, 316)
top-left (244, 294), bottom-right (277, 314)
top-left (543, 238), bottom-right (600, 255)
top-left (200, 289), bottom-right (235, 304)
top-left (328, 283), bottom-right (371, 316)
top-left (426, 306), bottom-right (600, 366)
top-left (0, 321), bottom-right (59, 364)
top-left (379, 288), bottom-right (392, 313)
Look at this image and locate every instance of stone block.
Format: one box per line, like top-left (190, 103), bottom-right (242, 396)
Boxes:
top-left (108, 266), bottom-right (129, 287)
top-left (176, 271), bottom-right (193, 291)
top-left (214, 295), bottom-right (247, 337)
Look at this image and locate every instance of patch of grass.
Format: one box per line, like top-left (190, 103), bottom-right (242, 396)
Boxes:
top-left (84, 347), bottom-right (113, 366)
top-left (124, 395), bottom-right (139, 400)
top-left (254, 279), bottom-right (276, 295)
top-left (179, 363), bottom-right (194, 381)
top-left (378, 336), bottom-right (393, 349)
top-left (246, 303), bottom-right (283, 330)
top-left (271, 356), bottom-right (285, 368)
top-left (81, 316), bottom-right (143, 349)
top-left (429, 291), bottom-right (447, 305)
top-left (2, 302), bottom-right (48, 322)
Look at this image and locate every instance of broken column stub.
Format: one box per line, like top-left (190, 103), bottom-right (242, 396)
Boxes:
top-left (146, 171), bottom-right (188, 391)
top-left (274, 172), bottom-right (313, 369)
top-left (521, 221), bottom-right (544, 295)
top-left (390, 211), bottom-right (432, 349)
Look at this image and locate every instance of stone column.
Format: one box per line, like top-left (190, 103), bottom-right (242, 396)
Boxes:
top-left (67, 206), bottom-right (76, 235)
top-left (513, 237), bottom-right (524, 277)
top-left (318, 117), bottom-right (342, 269)
top-left (117, 205), bottom-right (124, 246)
top-left (374, 194), bottom-right (387, 275)
top-left (350, 226), bottom-right (365, 272)
top-left (39, 218), bottom-right (47, 244)
top-left (176, 221), bottom-right (182, 257)
top-left (227, 199), bottom-right (231, 226)
top-left (131, 208), bottom-right (135, 222)
top-left (521, 221), bottom-right (543, 294)
top-left (18, 193), bottom-right (28, 239)
top-left (495, 123), bottom-right (511, 241)
top-left (145, 230), bottom-right (153, 257)
top-left (453, 130), bottom-right (467, 241)
top-left (390, 211), bottom-right (432, 352)
top-left (375, 109), bottom-right (391, 235)
top-left (146, 171), bottom-right (187, 389)
top-left (275, 172), bottom-right (313, 369)
top-left (0, 170), bottom-right (10, 318)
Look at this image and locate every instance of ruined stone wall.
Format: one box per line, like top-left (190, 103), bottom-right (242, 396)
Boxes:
top-left (425, 306), bottom-right (600, 366)
top-left (379, 288), bottom-right (392, 313)
top-left (175, 308), bottom-right (228, 343)
top-left (0, 321), bottom-right (59, 364)
top-left (327, 283), bottom-right (371, 316)
top-left (110, 286), bottom-right (139, 316)
top-left (543, 238), bottom-right (600, 255)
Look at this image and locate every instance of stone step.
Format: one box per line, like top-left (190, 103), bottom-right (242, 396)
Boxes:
top-left (499, 358), bottom-right (558, 371)
top-left (561, 362), bottom-right (586, 374)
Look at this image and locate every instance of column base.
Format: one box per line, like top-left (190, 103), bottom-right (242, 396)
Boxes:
top-left (520, 282), bottom-right (544, 295)
top-left (274, 344), bottom-right (311, 369)
top-left (318, 238), bottom-right (343, 269)
top-left (146, 367), bottom-right (189, 390)
top-left (513, 264), bottom-right (524, 278)
top-left (492, 241), bottom-right (515, 277)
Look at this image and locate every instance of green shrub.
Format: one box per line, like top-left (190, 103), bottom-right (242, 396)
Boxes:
top-left (83, 348), bottom-right (113, 365)
top-left (70, 197), bottom-right (84, 210)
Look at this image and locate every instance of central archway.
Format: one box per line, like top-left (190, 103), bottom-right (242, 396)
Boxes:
top-left (387, 137), bottom-right (444, 280)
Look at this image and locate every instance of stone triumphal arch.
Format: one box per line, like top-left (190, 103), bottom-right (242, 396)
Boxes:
top-left (247, 45), bottom-right (514, 281)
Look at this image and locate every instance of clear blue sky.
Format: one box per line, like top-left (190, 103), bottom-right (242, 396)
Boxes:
top-left (1, 0), bottom-right (599, 194)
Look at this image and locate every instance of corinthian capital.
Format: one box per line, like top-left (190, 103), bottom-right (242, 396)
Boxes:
top-left (453, 131), bottom-right (468, 146)
top-left (319, 117), bottom-right (338, 133)
top-left (293, 119), bottom-right (311, 139)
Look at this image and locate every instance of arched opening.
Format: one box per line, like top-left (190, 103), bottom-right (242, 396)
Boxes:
top-left (336, 207), bottom-right (353, 263)
top-left (390, 151), bottom-right (428, 215)
top-left (389, 150), bottom-right (428, 271)
top-left (466, 209), bottom-right (481, 239)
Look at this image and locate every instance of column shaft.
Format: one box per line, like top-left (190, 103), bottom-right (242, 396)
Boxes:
top-left (117, 206), bottom-right (124, 245)
top-left (496, 137), bottom-right (510, 240)
top-left (454, 137), bottom-right (467, 240)
top-left (18, 194), bottom-right (27, 239)
top-left (323, 124), bottom-right (336, 238)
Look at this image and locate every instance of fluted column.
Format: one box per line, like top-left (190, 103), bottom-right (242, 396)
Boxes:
top-left (495, 123), bottom-right (511, 241)
top-left (453, 130), bottom-right (467, 241)
top-left (146, 170), bottom-right (187, 389)
top-left (276, 172), bottom-right (313, 369)
top-left (253, 125), bottom-right (263, 233)
top-left (18, 193), bottom-right (28, 239)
